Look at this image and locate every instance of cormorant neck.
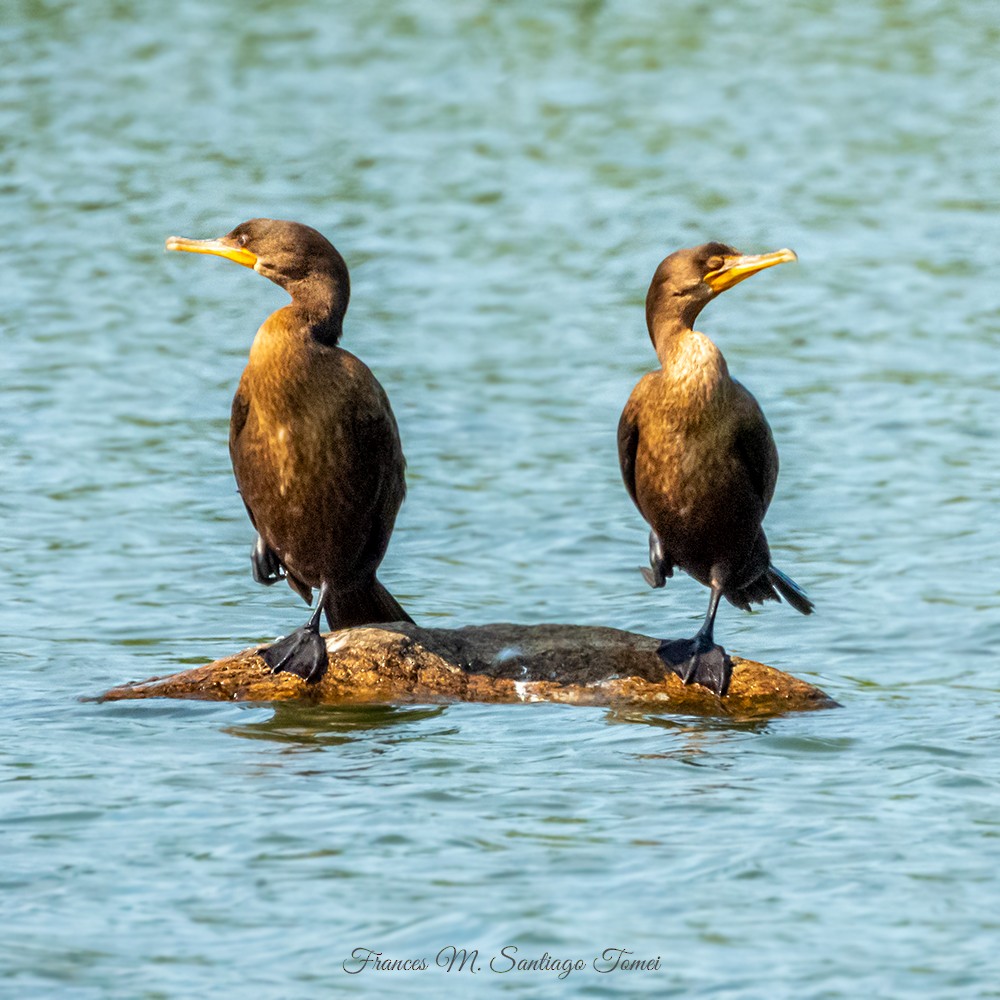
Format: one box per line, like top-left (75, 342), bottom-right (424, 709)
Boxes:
top-left (645, 294), bottom-right (708, 365)
top-left (286, 275), bottom-right (348, 347)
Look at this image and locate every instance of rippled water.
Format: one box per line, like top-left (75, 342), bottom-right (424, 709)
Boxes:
top-left (2, 0), bottom-right (998, 996)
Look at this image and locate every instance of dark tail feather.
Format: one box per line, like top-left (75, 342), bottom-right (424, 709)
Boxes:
top-left (323, 577), bottom-right (413, 630)
top-left (767, 565), bottom-right (814, 616)
top-left (725, 570), bottom-right (777, 611)
top-left (726, 564), bottom-right (814, 614)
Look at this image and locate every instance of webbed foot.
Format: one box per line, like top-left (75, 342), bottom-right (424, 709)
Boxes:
top-left (657, 636), bottom-right (732, 697)
top-left (259, 625), bottom-right (328, 683)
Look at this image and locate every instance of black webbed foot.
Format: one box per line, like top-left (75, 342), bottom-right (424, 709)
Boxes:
top-left (251, 535), bottom-right (284, 586)
top-left (260, 625), bottom-right (328, 683)
top-left (640, 530), bottom-right (672, 589)
top-left (657, 636), bottom-right (732, 697)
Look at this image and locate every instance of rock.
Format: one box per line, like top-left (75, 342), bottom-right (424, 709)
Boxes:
top-left (98, 622), bottom-right (836, 719)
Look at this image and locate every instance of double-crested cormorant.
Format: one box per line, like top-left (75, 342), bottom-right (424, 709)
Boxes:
top-left (166, 218), bottom-right (412, 682)
top-left (618, 242), bottom-right (813, 696)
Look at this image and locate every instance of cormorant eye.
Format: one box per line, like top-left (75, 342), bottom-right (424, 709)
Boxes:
top-left (706, 256), bottom-right (724, 272)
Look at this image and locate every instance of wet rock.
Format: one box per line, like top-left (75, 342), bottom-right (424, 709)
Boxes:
top-left (99, 622), bottom-right (836, 719)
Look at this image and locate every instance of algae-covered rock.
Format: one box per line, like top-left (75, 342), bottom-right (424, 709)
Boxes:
top-left (99, 622), bottom-right (835, 720)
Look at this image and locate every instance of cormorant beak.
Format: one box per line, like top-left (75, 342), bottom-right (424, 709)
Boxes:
top-left (164, 235), bottom-right (258, 269)
top-left (704, 248), bottom-right (797, 294)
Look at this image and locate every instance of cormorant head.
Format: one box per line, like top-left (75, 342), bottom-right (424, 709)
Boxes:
top-left (166, 218), bottom-right (350, 319)
top-left (646, 241), bottom-right (796, 332)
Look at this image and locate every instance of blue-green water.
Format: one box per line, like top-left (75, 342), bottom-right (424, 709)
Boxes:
top-left (3, 0), bottom-right (999, 996)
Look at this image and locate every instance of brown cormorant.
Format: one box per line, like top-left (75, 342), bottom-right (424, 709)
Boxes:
top-left (618, 242), bottom-right (813, 696)
top-left (166, 218), bottom-right (411, 682)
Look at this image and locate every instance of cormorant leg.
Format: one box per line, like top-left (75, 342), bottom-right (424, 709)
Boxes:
top-left (640, 530), bottom-right (672, 589)
top-left (250, 534), bottom-right (284, 586)
top-left (656, 583), bottom-right (733, 697)
top-left (259, 581), bottom-right (330, 683)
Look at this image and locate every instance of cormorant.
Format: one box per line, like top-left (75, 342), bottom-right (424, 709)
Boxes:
top-left (618, 242), bottom-right (813, 696)
top-left (166, 218), bottom-right (411, 682)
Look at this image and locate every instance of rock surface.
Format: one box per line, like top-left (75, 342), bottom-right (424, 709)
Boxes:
top-left (99, 622), bottom-right (836, 719)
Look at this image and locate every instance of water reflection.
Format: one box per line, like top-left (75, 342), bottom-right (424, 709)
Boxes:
top-left (609, 709), bottom-right (771, 735)
top-left (606, 708), bottom-right (772, 761)
top-left (223, 702), bottom-right (451, 747)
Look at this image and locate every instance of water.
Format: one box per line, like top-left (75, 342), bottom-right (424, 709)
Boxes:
top-left (2, 0), bottom-right (998, 995)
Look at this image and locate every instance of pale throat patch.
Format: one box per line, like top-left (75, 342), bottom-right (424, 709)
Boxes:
top-left (666, 331), bottom-right (727, 399)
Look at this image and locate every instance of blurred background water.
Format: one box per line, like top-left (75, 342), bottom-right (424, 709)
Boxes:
top-left (2, 0), bottom-right (998, 996)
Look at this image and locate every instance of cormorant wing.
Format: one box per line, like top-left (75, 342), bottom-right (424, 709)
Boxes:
top-left (731, 380), bottom-right (779, 513)
top-left (230, 381), bottom-right (250, 442)
top-left (617, 394), bottom-right (641, 509)
top-left (229, 381), bottom-right (260, 528)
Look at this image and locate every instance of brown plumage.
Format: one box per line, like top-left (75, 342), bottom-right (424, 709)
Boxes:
top-left (166, 218), bottom-right (411, 682)
top-left (618, 242), bottom-right (812, 696)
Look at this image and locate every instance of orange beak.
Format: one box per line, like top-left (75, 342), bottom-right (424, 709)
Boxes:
top-left (165, 235), bottom-right (257, 269)
top-left (704, 247), bottom-right (797, 294)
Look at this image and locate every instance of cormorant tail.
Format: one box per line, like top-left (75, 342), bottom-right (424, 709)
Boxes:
top-left (767, 565), bottom-right (814, 616)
